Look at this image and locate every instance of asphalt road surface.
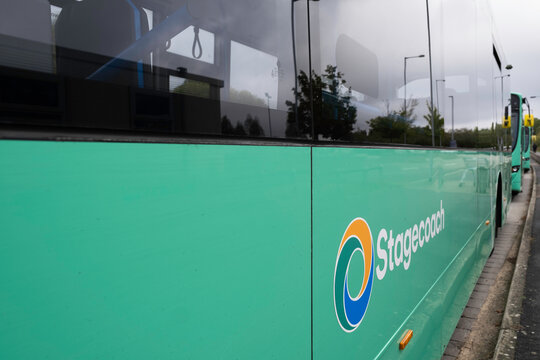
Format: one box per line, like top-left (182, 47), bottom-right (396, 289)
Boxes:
top-left (516, 158), bottom-right (540, 359)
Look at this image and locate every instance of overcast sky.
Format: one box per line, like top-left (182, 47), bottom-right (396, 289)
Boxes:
top-left (491, 0), bottom-right (540, 114)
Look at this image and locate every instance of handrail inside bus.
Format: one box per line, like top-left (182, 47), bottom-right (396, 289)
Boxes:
top-left (87, 5), bottom-right (194, 83)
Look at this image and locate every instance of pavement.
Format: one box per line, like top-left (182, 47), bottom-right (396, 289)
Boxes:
top-left (441, 160), bottom-right (535, 360)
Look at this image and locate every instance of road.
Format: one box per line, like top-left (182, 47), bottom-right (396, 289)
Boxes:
top-left (516, 157), bottom-right (540, 359)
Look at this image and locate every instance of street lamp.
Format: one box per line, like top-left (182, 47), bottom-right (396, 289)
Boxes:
top-left (265, 92), bottom-right (272, 137)
top-left (435, 79), bottom-right (445, 109)
top-left (529, 96), bottom-right (539, 118)
top-left (449, 95), bottom-right (456, 148)
top-left (435, 79), bottom-right (445, 146)
top-left (494, 74), bottom-right (510, 112)
top-left (529, 96), bottom-right (538, 150)
top-left (403, 54), bottom-right (425, 112)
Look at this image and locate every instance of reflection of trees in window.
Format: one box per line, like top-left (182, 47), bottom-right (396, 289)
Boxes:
top-left (286, 65), bottom-right (357, 140)
top-left (221, 115), bottom-right (265, 137)
top-left (222, 116), bottom-right (234, 134)
top-left (424, 102), bottom-right (445, 146)
top-left (229, 89), bottom-right (266, 108)
top-left (365, 95), bottom-right (498, 148)
top-left (234, 122), bottom-right (247, 136)
top-left (173, 79), bottom-right (210, 98)
top-left (367, 99), bottom-right (419, 144)
top-left (244, 114), bottom-right (265, 136)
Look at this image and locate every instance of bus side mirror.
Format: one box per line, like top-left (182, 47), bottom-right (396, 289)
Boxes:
top-left (524, 114), bottom-right (534, 127)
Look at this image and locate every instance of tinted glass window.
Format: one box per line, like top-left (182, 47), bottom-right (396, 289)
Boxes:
top-left (0, 0), bottom-right (509, 148)
top-left (524, 126), bottom-right (530, 153)
top-left (493, 54), bottom-right (511, 152)
top-left (511, 94), bottom-right (521, 152)
top-left (310, 0), bottom-right (433, 145)
top-left (0, 0), bottom-right (306, 139)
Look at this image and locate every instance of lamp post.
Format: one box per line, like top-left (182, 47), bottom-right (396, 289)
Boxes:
top-left (530, 96), bottom-right (539, 123)
top-left (530, 96), bottom-right (539, 151)
top-left (403, 54), bottom-right (425, 113)
top-left (291, 0), bottom-right (299, 133)
top-left (495, 74), bottom-right (510, 149)
top-left (265, 92), bottom-right (272, 137)
top-left (529, 96), bottom-right (540, 117)
top-left (435, 79), bottom-right (445, 146)
top-left (494, 74), bottom-right (510, 114)
top-left (449, 95), bottom-right (456, 148)
top-left (435, 79), bottom-right (445, 109)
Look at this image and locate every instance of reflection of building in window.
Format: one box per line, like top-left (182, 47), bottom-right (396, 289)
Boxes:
top-left (230, 41), bottom-right (278, 109)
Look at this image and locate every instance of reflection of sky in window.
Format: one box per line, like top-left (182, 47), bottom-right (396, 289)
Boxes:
top-left (142, 8), bottom-right (153, 30)
top-left (169, 75), bottom-right (185, 92)
top-left (445, 75), bottom-right (470, 93)
top-left (50, 5), bottom-right (62, 25)
top-left (347, 87), bottom-right (365, 102)
top-left (230, 41), bottom-right (278, 109)
top-left (142, 8), bottom-right (154, 67)
top-left (397, 78), bottom-right (431, 99)
top-left (167, 26), bottom-right (214, 64)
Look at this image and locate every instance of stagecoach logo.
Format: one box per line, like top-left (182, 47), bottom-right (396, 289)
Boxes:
top-left (333, 202), bottom-right (446, 332)
top-left (333, 218), bottom-right (374, 333)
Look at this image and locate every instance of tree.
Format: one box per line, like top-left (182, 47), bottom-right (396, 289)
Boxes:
top-left (173, 79), bottom-right (210, 98)
top-left (229, 89), bottom-right (266, 108)
top-left (244, 115), bottom-right (265, 137)
top-left (234, 122), bottom-right (246, 136)
top-left (221, 116), bottom-right (234, 135)
top-left (367, 99), bottom-right (419, 143)
top-left (423, 101), bottom-right (445, 146)
top-left (285, 65), bottom-right (357, 140)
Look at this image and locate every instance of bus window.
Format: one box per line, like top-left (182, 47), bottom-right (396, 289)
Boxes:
top-left (310, 0), bottom-right (432, 144)
top-left (0, 0), bottom-right (305, 139)
top-left (166, 26), bottom-right (215, 65)
top-left (511, 94), bottom-right (520, 152)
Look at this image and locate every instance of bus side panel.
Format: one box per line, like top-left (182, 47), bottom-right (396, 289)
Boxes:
top-left (0, 140), bottom-right (312, 360)
top-left (312, 148), bottom-right (485, 360)
top-left (477, 151), bottom-right (494, 263)
top-left (504, 154), bottom-right (512, 219)
top-left (500, 153), bottom-right (512, 225)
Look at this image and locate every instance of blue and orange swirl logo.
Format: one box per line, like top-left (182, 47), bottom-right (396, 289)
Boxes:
top-left (333, 218), bottom-right (374, 332)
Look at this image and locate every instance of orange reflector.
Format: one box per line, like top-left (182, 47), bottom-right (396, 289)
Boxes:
top-left (399, 330), bottom-right (413, 350)
top-left (485, 220), bottom-right (490, 226)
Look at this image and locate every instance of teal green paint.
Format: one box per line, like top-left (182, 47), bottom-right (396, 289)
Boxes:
top-left (501, 153), bottom-right (512, 224)
top-left (0, 141), bottom-right (311, 360)
top-left (523, 127), bottom-right (531, 170)
top-left (313, 147), bottom-right (505, 360)
top-left (1, 140), bottom-right (512, 360)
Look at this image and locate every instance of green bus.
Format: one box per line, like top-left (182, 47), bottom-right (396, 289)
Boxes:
top-left (510, 92), bottom-right (525, 191)
top-left (0, 0), bottom-right (512, 359)
top-left (523, 127), bottom-right (531, 172)
top-left (522, 97), bottom-right (532, 172)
